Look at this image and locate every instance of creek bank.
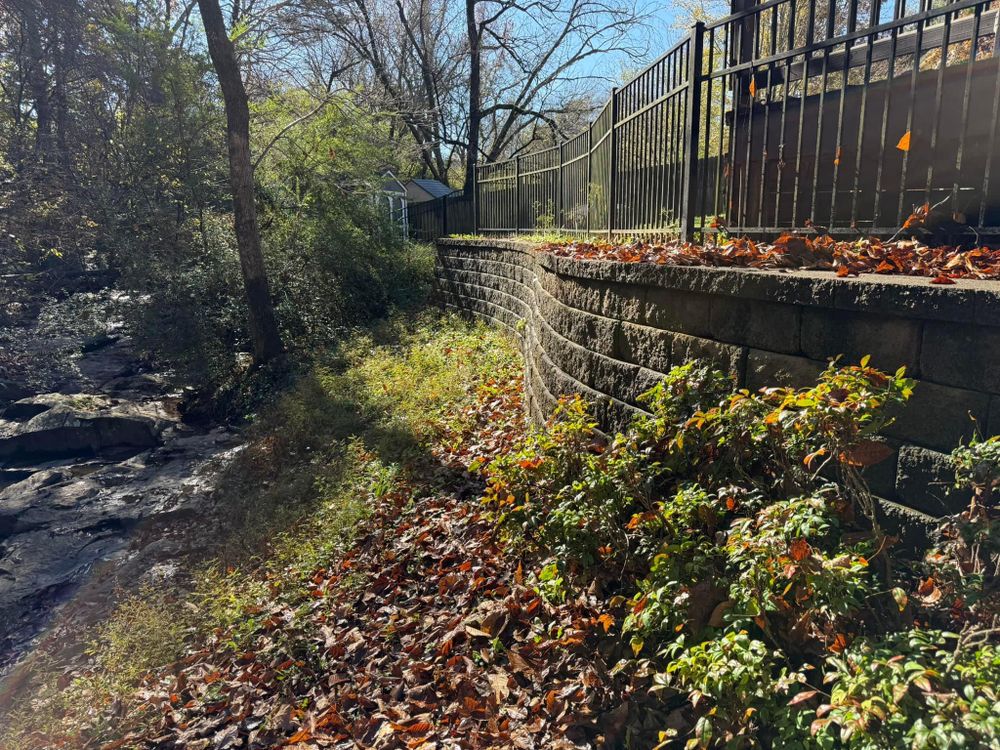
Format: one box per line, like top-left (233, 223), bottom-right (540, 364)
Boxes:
top-left (0, 283), bottom-right (242, 682)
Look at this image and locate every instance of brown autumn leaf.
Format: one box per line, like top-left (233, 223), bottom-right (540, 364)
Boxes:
top-left (930, 274), bottom-right (956, 285)
top-left (839, 439), bottom-right (894, 467)
top-left (918, 577), bottom-right (943, 604)
top-left (488, 671), bottom-right (511, 703)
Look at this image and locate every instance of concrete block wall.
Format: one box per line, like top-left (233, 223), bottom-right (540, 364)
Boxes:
top-left (435, 238), bottom-right (1000, 526)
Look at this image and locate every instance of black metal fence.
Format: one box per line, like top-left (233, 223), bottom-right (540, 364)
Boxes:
top-left (406, 194), bottom-right (475, 241)
top-left (475, 0), bottom-right (1000, 241)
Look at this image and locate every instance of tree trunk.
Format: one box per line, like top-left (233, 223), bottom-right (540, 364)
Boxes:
top-left (463, 0), bottom-right (480, 196)
top-left (196, 0), bottom-right (284, 364)
top-left (20, 0), bottom-right (52, 158)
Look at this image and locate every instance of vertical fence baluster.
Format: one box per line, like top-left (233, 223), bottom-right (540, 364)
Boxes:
top-left (682, 22), bottom-right (706, 242)
top-left (514, 155), bottom-right (521, 234)
top-left (586, 127), bottom-right (593, 235)
top-left (979, 8), bottom-right (1000, 227)
top-left (608, 88), bottom-right (620, 239)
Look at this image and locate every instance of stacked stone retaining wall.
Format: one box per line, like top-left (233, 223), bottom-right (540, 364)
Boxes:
top-left (435, 238), bottom-right (1000, 532)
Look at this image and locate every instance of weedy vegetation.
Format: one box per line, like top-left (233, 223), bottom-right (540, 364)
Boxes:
top-left (3, 323), bottom-right (997, 750)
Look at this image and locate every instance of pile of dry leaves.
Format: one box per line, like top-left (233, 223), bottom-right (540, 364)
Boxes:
top-left (92, 373), bottom-right (664, 750)
top-left (540, 231), bottom-right (1000, 285)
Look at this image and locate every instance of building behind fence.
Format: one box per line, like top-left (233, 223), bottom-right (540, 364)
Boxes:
top-left (410, 0), bottom-right (1000, 243)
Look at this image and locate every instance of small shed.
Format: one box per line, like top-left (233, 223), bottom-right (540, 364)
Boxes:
top-left (403, 178), bottom-right (458, 204)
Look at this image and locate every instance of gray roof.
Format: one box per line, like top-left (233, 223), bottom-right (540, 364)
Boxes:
top-left (409, 178), bottom-right (457, 198)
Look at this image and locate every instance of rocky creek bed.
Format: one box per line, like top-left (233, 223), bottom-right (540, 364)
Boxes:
top-left (0, 276), bottom-right (242, 685)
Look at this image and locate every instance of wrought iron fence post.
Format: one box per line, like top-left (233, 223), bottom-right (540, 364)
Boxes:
top-left (608, 87), bottom-right (619, 240)
top-left (586, 128), bottom-right (592, 235)
top-left (514, 156), bottom-right (521, 234)
top-left (441, 194), bottom-right (449, 238)
top-left (681, 21), bottom-right (705, 243)
top-left (472, 167), bottom-right (479, 235)
top-left (557, 143), bottom-right (564, 232)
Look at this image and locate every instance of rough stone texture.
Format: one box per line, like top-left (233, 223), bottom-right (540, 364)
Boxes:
top-left (990, 396), bottom-right (1000, 437)
top-left (883, 380), bottom-right (990, 452)
top-left (614, 322), bottom-right (673, 374)
top-left (435, 238), bottom-right (1000, 525)
top-left (644, 287), bottom-right (712, 336)
top-left (671, 333), bottom-right (747, 383)
top-left (745, 349), bottom-right (826, 390)
top-left (709, 296), bottom-right (801, 354)
top-left (800, 308), bottom-right (922, 373)
top-left (920, 321), bottom-right (1000, 393)
top-left (895, 446), bottom-right (973, 517)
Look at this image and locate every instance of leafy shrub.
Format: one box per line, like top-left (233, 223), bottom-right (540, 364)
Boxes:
top-left (486, 395), bottom-right (625, 563)
top-left (659, 630), bottom-right (809, 749)
top-left (812, 629), bottom-right (1000, 749)
top-left (725, 489), bottom-right (874, 649)
top-left (484, 356), bottom-right (997, 748)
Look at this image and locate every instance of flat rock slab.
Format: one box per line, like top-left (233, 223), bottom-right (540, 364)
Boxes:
top-left (0, 394), bottom-right (170, 464)
top-left (0, 428), bottom-right (242, 669)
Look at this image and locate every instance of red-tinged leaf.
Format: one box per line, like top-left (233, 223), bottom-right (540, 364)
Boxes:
top-left (918, 577), bottom-right (943, 604)
top-left (405, 721), bottom-right (434, 734)
top-left (790, 538), bottom-right (812, 562)
top-left (285, 728), bottom-right (313, 745)
top-left (839, 439), bottom-right (894, 467)
top-left (811, 718), bottom-right (830, 736)
top-left (830, 633), bottom-right (849, 653)
top-left (788, 690), bottom-right (820, 706)
top-left (930, 274), bottom-right (956, 285)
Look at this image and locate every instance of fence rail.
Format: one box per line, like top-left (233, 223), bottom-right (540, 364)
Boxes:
top-left (471, 0), bottom-right (1000, 242)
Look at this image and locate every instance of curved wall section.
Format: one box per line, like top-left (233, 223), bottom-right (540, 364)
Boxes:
top-left (435, 238), bottom-right (1000, 525)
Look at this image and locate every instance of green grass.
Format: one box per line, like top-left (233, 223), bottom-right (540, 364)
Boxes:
top-left (0, 312), bottom-right (519, 750)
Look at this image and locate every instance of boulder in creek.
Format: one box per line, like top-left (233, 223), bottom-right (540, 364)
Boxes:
top-left (0, 394), bottom-right (169, 465)
top-left (0, 380), bottom-right (31, 406)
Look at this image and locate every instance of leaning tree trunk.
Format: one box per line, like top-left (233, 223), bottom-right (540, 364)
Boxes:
top-left (196, 0), bottom-right (284, 364)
